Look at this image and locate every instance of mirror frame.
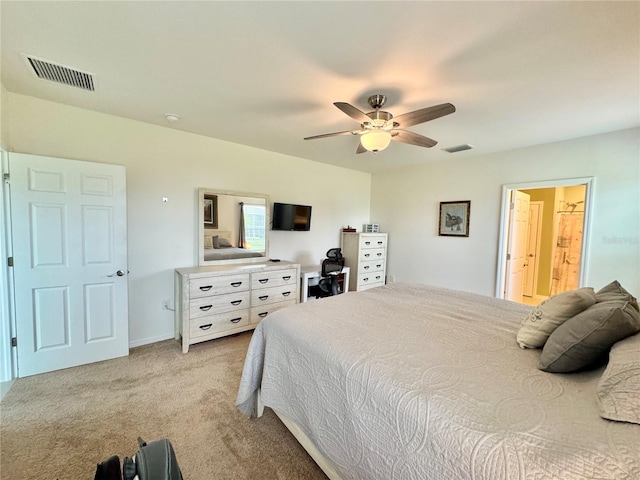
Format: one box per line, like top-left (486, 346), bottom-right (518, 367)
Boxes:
top-left (198, 188), bottom-right (271, 266)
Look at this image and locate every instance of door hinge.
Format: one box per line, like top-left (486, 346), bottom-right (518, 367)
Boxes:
top-left (510, 202), bottom-right (515, 209)
top-left (7, 257), bottom-right (13, 267)
top-left (2, 173), bottom-right (9, 184)
top-left (11, 337), bottom-right (17, 347)
top-left (506, 253), bottom-right (511, 260)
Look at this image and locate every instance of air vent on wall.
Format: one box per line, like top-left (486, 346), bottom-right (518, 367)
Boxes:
top-left (24, 55), bottom-right (95, 91)
top-left (443, 144), bottom-right (474, 153)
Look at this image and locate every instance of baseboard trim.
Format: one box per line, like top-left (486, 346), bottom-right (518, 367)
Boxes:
top-left (1, 379), bottom-right (15, 401)
top-left (129, 332), bottom-right (175, 349)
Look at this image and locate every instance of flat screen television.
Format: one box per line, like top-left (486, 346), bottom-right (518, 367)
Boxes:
top-left (272, 202), bottom-right (312, 231)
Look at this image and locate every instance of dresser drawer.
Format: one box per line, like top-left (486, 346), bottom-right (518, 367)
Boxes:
top-left (251, 284), bottom-right (296, 306)
top-left (358, 260), bottom-right (385, 274)
top-left (190, 273), bottom-right (250, 299)
top-left (358, 272), bottom-right (384, 287)
top-left (190, 291), bottom-right (251, 318)
top-left (359, 235), bottom-right (387, 249)
top-left (190, 309), bottom-right (250, 338)
top-left (359, 281), bottom-right (385, 291)
top-left (251, 268), bottom-right (297, 289)
top-left (359, 248), bottom-right (385, 262)
top-left (250, 299), bottom-right (296, 324)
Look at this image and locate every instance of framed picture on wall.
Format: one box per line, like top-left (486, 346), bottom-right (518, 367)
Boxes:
top-left (438, 200), bottom-right (470, 237)
top-left (203, 194), bottom-right (218, 228)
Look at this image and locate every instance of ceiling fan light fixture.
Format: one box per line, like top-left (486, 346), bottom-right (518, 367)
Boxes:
top-left (361, 130), bottom-right (391, 152)
top-left (304, 95), bottom-right (455, 155)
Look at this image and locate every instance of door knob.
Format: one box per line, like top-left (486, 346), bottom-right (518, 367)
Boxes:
top-left (108, 269), bottom-right (126, 277)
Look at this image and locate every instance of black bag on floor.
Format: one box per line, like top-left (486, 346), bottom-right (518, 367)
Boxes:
top-left (94, 455), bottom-right (122, 480)
top-left (123, 437), bottom-right (183, 480)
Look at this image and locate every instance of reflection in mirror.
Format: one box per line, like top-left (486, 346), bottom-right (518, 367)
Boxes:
top-left (198, 188), bottom-right (270, 266)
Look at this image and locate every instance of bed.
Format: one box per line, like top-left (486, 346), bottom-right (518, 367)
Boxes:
top-left (203, 230), bottom-right (263, 261)
top-left (203, 246), bottom-right (263, 261)
top-left (236, 282), bottom-right (640, 480)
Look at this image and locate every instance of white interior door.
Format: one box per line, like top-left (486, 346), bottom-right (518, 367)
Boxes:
top-left (10, 153), bottom-right (128, 377)
top-left (505, 190), bottom-right (530, 302)
top-left (523, 202), bottom-right (542, 297)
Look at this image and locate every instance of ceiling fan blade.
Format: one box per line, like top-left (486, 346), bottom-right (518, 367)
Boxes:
top-left (393, 103), bottom-right (456, 128)
top-left (334, 102), bottom-right (372, 123)
top-left (304, 130), bottom-right (359, 140)
top-left (356, 142), bottom-right (367, 154)
top-left (391, 130), bottom-right (438, 148)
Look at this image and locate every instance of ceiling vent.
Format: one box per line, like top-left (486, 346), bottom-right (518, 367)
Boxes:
top-left (443, 144), bottom-right (474, 153)
top-left (24, 55), bottom-right (95, 91)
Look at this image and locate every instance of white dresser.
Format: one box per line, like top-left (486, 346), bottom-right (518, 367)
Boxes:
top-left (175, 261), bottom-right (300, 352)
top-left (341, 232), bottom-right (388, 292)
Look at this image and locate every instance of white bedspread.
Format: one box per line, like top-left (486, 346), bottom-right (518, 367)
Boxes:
top-left (236, 283), bottom-right (640, 480)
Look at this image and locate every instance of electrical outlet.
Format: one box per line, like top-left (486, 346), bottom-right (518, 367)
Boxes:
top-left (388, 275), bottom-right (396, 283)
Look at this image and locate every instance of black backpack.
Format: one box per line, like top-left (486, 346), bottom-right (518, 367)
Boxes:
top-left (94, 437), bottom-right (183, 480)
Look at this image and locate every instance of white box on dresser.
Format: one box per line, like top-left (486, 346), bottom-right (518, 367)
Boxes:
top-left (175, 261), bottom-right (300, 353)
top-left (341, 232), bottom-right (388, 292)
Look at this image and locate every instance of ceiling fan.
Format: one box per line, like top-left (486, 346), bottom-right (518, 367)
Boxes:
top-left (304, 94), bottom-right (456, 154)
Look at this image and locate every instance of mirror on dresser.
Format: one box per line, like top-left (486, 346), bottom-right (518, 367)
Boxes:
top-left (197, 188), bottom-right (270, 266)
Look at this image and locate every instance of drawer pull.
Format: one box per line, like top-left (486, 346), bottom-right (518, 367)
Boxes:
top-left (199, 285), bottom-right (212, 291)
top-left (376, 264), bottom-right (382, 268)
top-left (230, 317), bottom-right (242, 324)
top-left (363, 277), bottom-right (369, 282)
top-left (258, 312), bottom-right (269, 318)
top-left (258, 278), bottom-right (269, 284)
top-left (376, 253), bottom-right (382, 257)
top-left (363, 265), bottom-right (370, 270)
top-left (282, 291), bottom-right (291, 297)
top-left (377, 241), bottom-right (383, 245)
top-left (230, 281), bottom-right (243, 287)
top-left (282, 276), bottom-right (291, 281)
top-left (230, 300), bottom-right (243, 306)
top-left (199, 305), bottom-right (213, 311)
top-left (364, 241), bottom-right (371, 245)
top-left (199, 323), bottom-right (212, 330)
top-left (375, 276), bottom-right (381, 280)
top-left (259, 295), bottom-right (269, 301)
top-left (364, 253), bottom-right (371, 258)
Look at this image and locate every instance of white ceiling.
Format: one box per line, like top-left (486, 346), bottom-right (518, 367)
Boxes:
top-left (1, 1), bottom-right (638, 173)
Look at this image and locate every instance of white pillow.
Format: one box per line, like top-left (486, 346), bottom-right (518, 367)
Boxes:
top-left (516, 287), bottom-right (596, 349)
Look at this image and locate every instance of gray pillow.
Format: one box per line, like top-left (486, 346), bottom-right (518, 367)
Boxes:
top-left (539, 300), bottom-right (640, 373)
top-left (595, 280), bottom-right (639, 312)
top-left (218, 237), bottom-right (232, 248)
top-left (516, 287), bottom-right (596, 349)
top-left (597, 332), bottom-right (640, 424)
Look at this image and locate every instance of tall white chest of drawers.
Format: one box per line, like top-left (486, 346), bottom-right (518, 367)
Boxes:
top-left (341, 232), bottom-right (388, 292)
top-left (175, 261), bottom-right (300, 353)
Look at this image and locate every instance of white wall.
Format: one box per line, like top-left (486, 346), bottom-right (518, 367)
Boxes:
top-left (5, 92), bottom-right (372, 347)
top-left (1, 83), bottom-right (9, 148)
top-left (371, 128), bottom-right (640, 296)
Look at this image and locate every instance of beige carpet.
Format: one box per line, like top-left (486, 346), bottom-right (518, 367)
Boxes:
top-left (0, 332), bottom-right (327, 480)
